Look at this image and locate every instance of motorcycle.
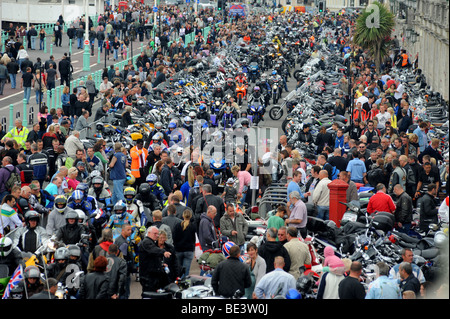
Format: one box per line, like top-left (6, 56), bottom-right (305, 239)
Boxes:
top-left (248, 101), bottom-right (265, 125)
top-left (248, 62), bottom-right (260, 83)
top-left (209, 152), bottom-right (229, 193)
top-left (235, 82), bottom-right (247, 106)
top-left (222, 105), bottom-right (235, 129)
top-left (271, 78), bottom-right (282, 104)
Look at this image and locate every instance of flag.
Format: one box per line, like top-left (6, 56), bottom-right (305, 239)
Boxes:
top-left (2, 264), bottom-right (24, 299)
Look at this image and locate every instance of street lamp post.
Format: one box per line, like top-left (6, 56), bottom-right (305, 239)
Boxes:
top-left (83, 0), bottom-right (91, 72)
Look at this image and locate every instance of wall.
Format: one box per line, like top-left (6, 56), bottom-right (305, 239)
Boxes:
top-left (1, 0), bottom-right (102, 25)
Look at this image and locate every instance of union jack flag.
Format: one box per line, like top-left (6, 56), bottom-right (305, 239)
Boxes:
top-left (2, 264), bottom-right (24, 299)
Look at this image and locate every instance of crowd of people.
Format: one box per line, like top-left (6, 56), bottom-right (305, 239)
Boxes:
top-left (0, 1), bottom-right (448, 300)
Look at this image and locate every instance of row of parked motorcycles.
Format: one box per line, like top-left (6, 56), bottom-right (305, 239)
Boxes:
top-left (141, 19), bottom-right (449, 299)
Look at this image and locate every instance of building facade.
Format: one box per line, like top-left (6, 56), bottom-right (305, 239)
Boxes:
top-left (388, 0), bottom-right (449, 100)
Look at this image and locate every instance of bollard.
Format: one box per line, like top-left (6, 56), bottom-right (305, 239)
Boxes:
top-left (46, 91), bottom-right (51, 110)
top-left (69, 38), bottom-right (72, 56)
top-left (327, 179), bottom-right (349, 227)
top-left (44, 37), bottom-right (47, 53)
top-left (9, 104), bottom-right (14, 131)
top-left (50, 88), bottom-right (55, 109)
top-left (56, 86), bottom-right (61, 108)
top-left (50, 43), bottom-right (53, 56)
top-left (22, 99), bottom-right (28, 127)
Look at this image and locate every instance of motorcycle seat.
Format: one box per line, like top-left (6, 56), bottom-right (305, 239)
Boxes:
top-left (142, 291), bottom-right (173, 299)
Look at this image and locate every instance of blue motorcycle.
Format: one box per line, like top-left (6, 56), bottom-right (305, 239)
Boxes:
top-left (209, 152), bottom-right (229, 193)
top-left (222, 106), bottom-right (235, 128)
top-left (248, 101), bottom-right (265, 125)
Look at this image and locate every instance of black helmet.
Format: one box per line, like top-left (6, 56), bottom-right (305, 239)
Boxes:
top-left (65, 210), bottom-right (79, 222)
top-left (139, 183), bottom-right (151, 195)
top-left (296, 273), bottom-right (314, 294)
top-left (24, 210), bottom-right (40, 227)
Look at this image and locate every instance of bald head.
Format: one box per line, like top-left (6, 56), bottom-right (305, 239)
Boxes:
top-left (319, 170), bottom-right (329, 179)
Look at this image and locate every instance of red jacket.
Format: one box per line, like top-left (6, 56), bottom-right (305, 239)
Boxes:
top-left (367, 191), bottom-right (396, 214)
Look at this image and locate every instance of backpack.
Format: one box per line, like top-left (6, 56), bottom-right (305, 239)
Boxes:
top-left (324, 163), bottom-right (339, 180)
top-left (4, 166), bottom-right (21, 191)
top-left (65, 157), bottom-right (74, 169)
top-left (330, 165), bottom-right (340, 181)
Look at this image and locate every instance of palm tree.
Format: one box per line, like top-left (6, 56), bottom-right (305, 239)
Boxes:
top-left (353, 1), bottom-right (395, 73)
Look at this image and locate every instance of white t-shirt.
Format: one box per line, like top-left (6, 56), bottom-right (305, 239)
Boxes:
top-left (394, 83), bottom-right (404, 100)
top-left (376, 112), bottom-right (391, 129)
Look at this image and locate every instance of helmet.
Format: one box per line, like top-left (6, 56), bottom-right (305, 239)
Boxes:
top-left (72, 190), bottom-right (84, 202)
top-left (212, 130), bottom-right (224, 143)
top-left (0, 237), bottom-right (13, 257)
top-left (189, 111), bottom-right (196, 119)
top-left (241, 119), bottom-right (250, 127)
top-left (114, 202), bottom-right (127, 218)
top-left (154, 121), bottom-right (163, 130)
top-left (54, 247), bottom-right (69, 262)
top-left (96, 123), bottom-right (104, 132)
top-left (253, 86), bottom-right (260, 91)
top-left (92, 176), bottom-right (104, 192)
top-left (184, 116), bottom-right (192, 125)
top-left (124, 187), bottom-right (136, 205)
top-left (272, 70), bottom-right (277, 75)
top-left (152, 132), bottom-right (163, 141)
top-left (146, 174), bottom-right (158, 183)
top-left (168, 121), bottom-right (177, 129)
top-left (75, 209), bottom-right (87, 223)
top-left (139, 183), bottom-right (151, 195)
top-left (90, 170), bottom-right (102, 179)
top-left (76, 183), bottom-right (89, 195)
top-left (176, 147), bottom-right (184, 153)
top-left (199, 104), bottom-right (206, 111)
top-left (54, 195), bottom-right (68, 213)
top-left (67, 244), bottom-right (82, 261)
top-left (126, 171), bottom-right (135, 185)
top-left (222, 241), bottom-right (236, 258)
top-left (24, 265), bottom-right (40, 279)
top-left (24, 210), bottom-right (40, 226)
top-left (286, 288), bottom-right (302, 299)
top-left (65, 210), bottom-right (79, 222)
top-left (296, 273), bottom-right (314, 294)
top-left (178, 79), bottom-right (185, 86)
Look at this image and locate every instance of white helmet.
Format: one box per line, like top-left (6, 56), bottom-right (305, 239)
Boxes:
top-left (75, 209), bottom-right (87, 223)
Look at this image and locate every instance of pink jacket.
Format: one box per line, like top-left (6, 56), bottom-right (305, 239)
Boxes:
top-left (237, 171), bottom-right (252, 194)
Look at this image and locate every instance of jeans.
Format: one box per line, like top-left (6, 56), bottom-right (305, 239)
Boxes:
top-left (111, 178), bottom-right (126, 204)
top-left (9, 74), bottom-right (16, 89)
top-left (316, 206), bottom-right (329, 221)
top-left (113, 49), bottom-right (119, 60)
top-left (98, 40), bottom-right (103, 53)
top-left (0, 78), bottom-right (5, 94)
top-left (30, 36), bottom-right (37, 49)
top-left (176, 251), bottom-right (194, 279)
top-left (23, 86), bottom-right (31, 103)
top-left (40, 38), bottom-right (45, 50)
top-left (35, 90), bottom-right (43, 105)
top-left (77, 37), bottom-right (83, 49)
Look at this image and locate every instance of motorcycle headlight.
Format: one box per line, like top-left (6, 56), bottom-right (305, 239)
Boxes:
top-left (214, 163), bottom-right (222, 168)
top-left (251, 107), bottom-right (256, 112)
top-left (216, 101), bottom-right (220, 106)
top-left (273, 85), bottom-right (277, 89)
